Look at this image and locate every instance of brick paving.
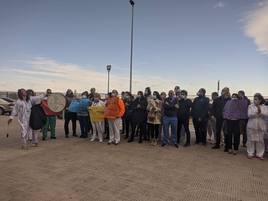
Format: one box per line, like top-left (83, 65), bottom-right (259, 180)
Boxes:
top-left (0, 116), bottom-right (268, 201)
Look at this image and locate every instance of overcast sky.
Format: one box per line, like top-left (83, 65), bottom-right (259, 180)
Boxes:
top-left (0, 0), bottom-right (267, 97)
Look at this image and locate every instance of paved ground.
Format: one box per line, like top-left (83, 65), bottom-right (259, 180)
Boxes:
top-left (0, 116), bottom-right (268, 201)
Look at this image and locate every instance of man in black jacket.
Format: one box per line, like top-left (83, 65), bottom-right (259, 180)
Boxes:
top-left (192, 88), bottom-right (210, 145)
top-left (162, 90), bottom-right (179, 148)
top-left (177, 90), bottom-right (192, 146)
top-left (128, 91), bottom-right (148, 143)
top-left (211, 87), bottom-right (231, 150)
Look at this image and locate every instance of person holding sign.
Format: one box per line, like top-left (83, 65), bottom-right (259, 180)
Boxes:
top-left (89, 93), bottom-right (105, 142)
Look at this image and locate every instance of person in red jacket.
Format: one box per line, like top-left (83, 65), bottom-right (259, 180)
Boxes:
top-left (104, 90), bottom-right (125, 145)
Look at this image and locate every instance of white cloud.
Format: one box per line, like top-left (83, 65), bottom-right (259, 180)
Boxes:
top-left (258, 1), bottom-right (264, 7)
top-left (0, 57), bottom-right (180, 94)
top-left (214, 1), bottom-right (225, 8)
top-left (0, 57), bottom-right (267, 97)
top-left (244, 2), bottom-right (268, 55)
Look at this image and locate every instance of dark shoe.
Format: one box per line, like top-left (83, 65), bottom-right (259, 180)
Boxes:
top-left (42, 137), bottom-right (46, 141)
top-left (224, 148), bottom-right (228, 152)
top-left (128, 139), bottom-right (133, 143)
top-left (65, 135), bottom-right (69, 138)
top-left (80, 135), bottom-right (87, 138)
top-left (161, 143), bottom-right (166, 147)
top-left (73, 134), bottom-right (78, 137)
top-left (51, 136), bottom-right (56, 139)
top-left (174, 144), bottom-right (179, 148)
top-left (202, 143), bottom-right (207, 146)
top-left (242, 144), bottom-right (247, 148)
top-left (212, 145), bottom-right (220, 149)
top-left (138, 140), bottom-right (142, 144)
top-left (124, 135), bottom-right (129, 139)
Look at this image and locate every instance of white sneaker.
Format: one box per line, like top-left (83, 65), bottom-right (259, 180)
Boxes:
top-left (99, 140), bottom-right (103, 143)
top-left (90, 138), bottom-right (95, 142)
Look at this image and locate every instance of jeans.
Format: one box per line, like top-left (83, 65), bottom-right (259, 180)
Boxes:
top-left (78, 116), bottom-right (89, 137)
top-left (162, 116), bottom-right (177, 145)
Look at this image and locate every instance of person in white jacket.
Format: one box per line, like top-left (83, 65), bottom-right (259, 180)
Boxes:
top-left (247, 93), bottom-right (268, 160)
top-left (8, 89), bottom-right (44, 149)
top-left (89, 93), bottom-right (105, 143)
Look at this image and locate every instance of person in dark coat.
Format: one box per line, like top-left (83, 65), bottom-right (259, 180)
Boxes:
top-left (192, 88), bottom-right (210, 145)
top-left (223, 93), bottom-right (242, 155)
top-left (123, 92), bottom-right (134, 139)
top-left (128, 91), bottom-right (148, 143)
top-left (238, 90), bottom-right (250, 147)
top-left (121, 91), bottom-right (126, 135)
top-left (211, 87), bottom-right (231, 150)
top-left (88, 88), bottom-right (96, 102)
top-left (177, 90), bottom-right (192, 146)
top-left (144, 87), bottom-right (152, 141)
top-left (207, 92), bottom-right (218, 143)
top-left (64, 89), bottom-right (77, 138)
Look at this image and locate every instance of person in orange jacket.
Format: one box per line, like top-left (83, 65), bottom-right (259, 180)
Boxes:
top-left (104, 89), bottom-right (125, 145)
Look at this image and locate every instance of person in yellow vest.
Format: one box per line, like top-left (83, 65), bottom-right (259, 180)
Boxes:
top-left (89, 93), bottom-right (105, 143)
top-left (104, 90), bottom-right (125, 145)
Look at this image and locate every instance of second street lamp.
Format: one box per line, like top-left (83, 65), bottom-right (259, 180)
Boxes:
top-left (106, 64), bottom-right (112, 94)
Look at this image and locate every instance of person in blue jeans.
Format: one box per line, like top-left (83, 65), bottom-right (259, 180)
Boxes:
top-left (162, 90), bottom-right (179, 148)
top-left (77, 91), bottom-right (91, 138)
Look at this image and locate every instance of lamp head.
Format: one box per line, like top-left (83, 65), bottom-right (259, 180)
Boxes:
top-left (129, 0), bottom-right (135, 6)
top-left (106, 65), bottom-right (112, 71)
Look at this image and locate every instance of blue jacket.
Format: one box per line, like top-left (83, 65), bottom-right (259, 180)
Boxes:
top-left (77, 98), bottom-right (91, 116)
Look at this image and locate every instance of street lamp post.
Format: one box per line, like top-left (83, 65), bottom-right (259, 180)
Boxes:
top-left (106, 65), bottom-right (112, 94)
top-left (129, 0), bottom-right (135, 94)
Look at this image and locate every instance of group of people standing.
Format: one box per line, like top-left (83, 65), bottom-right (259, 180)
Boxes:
top-left (8, 86), bottom-right (268, 160)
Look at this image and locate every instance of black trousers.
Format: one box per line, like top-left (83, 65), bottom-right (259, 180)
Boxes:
top-left (121, 115), bottom-right (126, 133)
top-left (104, 119), bottom-right (109, 139)
top-left (226, 120), bottom-right (240, 150)
top-left (177, 118), bottom-right (191, 144)
top-left (64, 111), bottom-right (77, 136)
top-left (239, 119), bottom-right (248, 145)
top-left (193, 118), bottom-right (208, 144)
top-left (125, 117), bottom-right (131, 138)
top-left (131, 121), bottom-right (146, 142)
top-left (144, 122), bottom-right (150, 141)
top-left (215, 118), bottom-right (228, 148)
top-left (148, 123), bottom-right (160, 139)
